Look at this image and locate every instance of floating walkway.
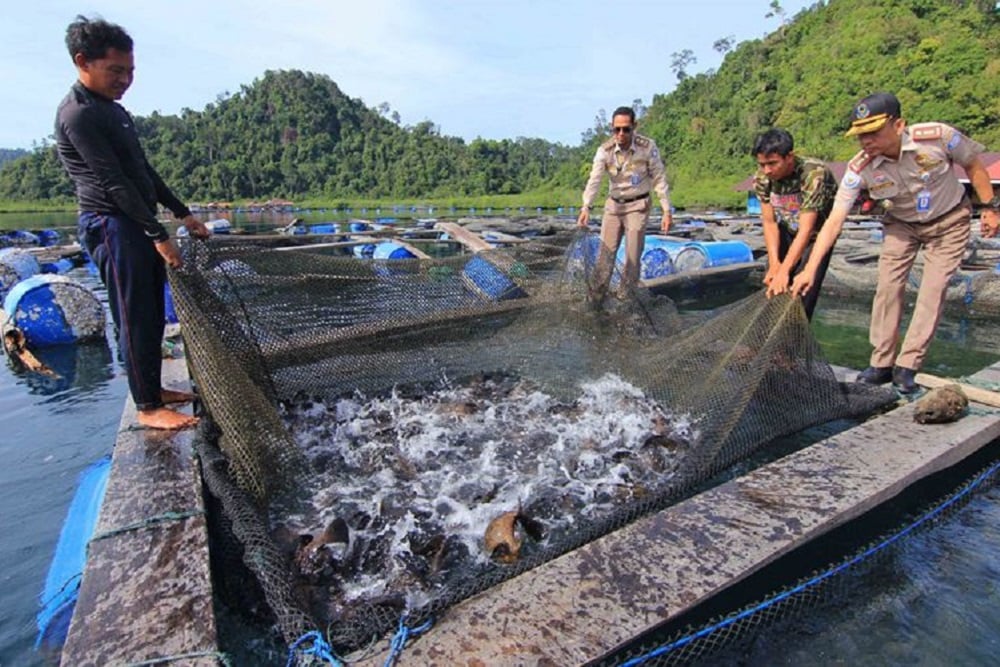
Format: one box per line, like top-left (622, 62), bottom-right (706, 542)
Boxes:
top-left (58, 326), bottom-right (1000, 664)
top-left (60, 355), bottom-right (217, 666)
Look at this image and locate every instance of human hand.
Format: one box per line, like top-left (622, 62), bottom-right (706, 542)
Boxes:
top-left (577, 209), bottom-right (590, 228)
top-left (181, 215), bottom-right (211, 239)
top-left (660, 212), bottom-right (672, 233)
top-left (766, 268), bottom-right (792, 298)
top-left (155, 239), bottom-right (183, 269)
top-left (981, 209), bottom-right (1000, 238)
top-left (789, 269), bottom-right (815, 297)
top-left (762, 264), bottom-right (779, 287)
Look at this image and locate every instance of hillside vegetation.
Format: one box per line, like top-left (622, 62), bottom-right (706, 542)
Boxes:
top-left (1, 0), bottom-right (998, 208)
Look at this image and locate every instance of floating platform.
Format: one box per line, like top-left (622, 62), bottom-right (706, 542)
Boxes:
top-left (59, 318), bottom-right (1000, 664)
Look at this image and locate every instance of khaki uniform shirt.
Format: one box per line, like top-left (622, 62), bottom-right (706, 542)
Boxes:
top-left (833, 122), bottom-right (984, 222)
top-left (582, 134), bottom-right (671, 211)
top-left (752, 156), bottom-right (837, 236)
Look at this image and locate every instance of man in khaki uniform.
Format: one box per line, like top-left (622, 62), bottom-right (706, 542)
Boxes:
top-left (788, 92), bottom-right (1000, 393)
top-left (577, 106), bottom-right (672, 297)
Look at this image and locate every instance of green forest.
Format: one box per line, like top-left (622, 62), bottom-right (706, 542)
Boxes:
top-left (1, 0), bottom-right (998, 209)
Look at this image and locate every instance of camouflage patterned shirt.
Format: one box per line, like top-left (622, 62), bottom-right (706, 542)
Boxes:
top-left (753, 156), bottom-right (837, 235)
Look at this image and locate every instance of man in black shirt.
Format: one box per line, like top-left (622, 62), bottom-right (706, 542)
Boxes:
top-left (56, 15), bottom-right (209, 430)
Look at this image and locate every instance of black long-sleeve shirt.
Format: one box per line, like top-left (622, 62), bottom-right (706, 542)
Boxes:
top-left (55, 81), bottom-right (190, 242)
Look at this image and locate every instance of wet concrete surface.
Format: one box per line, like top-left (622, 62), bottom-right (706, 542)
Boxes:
top-left (61, 356), bottom-right (218, 666)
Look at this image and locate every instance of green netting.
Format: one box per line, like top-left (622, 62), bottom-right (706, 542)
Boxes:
top-left (167, 228), bottom-right (896, 654)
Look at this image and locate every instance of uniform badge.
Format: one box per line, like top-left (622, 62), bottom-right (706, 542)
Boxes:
top-left (630, 173), bottom-right (641, 186)
top-left (842, 171), bottom-right (861, 189)
top-left (947, 132), bottom-right (962, 150)
top-left (855, 103), bottom-right (870, 119)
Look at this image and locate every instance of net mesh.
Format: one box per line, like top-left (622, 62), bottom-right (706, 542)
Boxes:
top-left (167, 228), bottom-right (896, 653)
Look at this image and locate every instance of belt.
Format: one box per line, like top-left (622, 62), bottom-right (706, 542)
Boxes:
top-left (610, 193), bottom-right (649, 204)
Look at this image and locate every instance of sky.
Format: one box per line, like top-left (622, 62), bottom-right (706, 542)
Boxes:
top-left (1, 0), bottom-right (818, 150)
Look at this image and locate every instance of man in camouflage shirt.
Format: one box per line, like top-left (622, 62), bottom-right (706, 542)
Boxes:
top-left (752, 128), bottom-right (838, 320)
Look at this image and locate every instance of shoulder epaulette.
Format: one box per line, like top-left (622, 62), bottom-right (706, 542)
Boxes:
top-left (911, 124), bottom-right (943, 141)
top-left (601, 138), bottom-right (616, 151)
top-left (634, 135), bottom-right (651, 148)
top-left (848, 151), bottom-right (873, 173)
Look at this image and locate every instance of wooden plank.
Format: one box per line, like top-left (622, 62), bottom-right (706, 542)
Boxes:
top-left (61, 356), bottom-right (218, 666)
top-left (916, 372), bottom-right (1000, 408)
top-left (641, 261), bottom-right (759, 290)
top-left (273, 236), bottom-right (378, 251)
top-left (353, 361), bottom-right (1000, 666)
top-left (434, 221), bottom-right (494, 252)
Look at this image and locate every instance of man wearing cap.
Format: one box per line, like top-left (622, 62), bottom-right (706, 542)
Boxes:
top-left (752, 128), bottom-right (839, 320)
top-left (787, 92), bottom-right (1000, 393)
top-left (577, 106), bottom-right (673, 298)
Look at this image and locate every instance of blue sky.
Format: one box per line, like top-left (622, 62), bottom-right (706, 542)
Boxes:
top-left (2, 0), bottom-right (817, 150)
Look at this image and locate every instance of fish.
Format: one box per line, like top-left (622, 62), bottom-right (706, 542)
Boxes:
top-left (913, 384), bottom-right (969, 424)
top-left (484, 508), bottom-right (545, 564)
top-left (293, 517), bottom-right (350, 582)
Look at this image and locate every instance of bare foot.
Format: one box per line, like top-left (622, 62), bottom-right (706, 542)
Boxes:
top-left (162, 388), bottom-right (196, 404)
top-left (137, 407), bottom-right (199, 430)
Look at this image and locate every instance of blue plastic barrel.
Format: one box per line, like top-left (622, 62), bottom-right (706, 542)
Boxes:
top-left (0, 247), bottom-right (41, 298)
top-left (462, 255), bottom-right (527, 301)
top-left (164, 283), bottom-right (178, 324)
top-left (40, 258), bottom-right (75, 275)
top-left (673, 240), bottom-right (753, 272)
top-left (37, 229), bottom-right (62, 247)
top-left (3, 275), bottom-right (106, 346)
top-left (639, 247), bottom-right (675, 279)
top-left (349, 221), bottom-right (371, 233)
top-left (4, 229), bottom-right (40, 246)
top-left (372, 242), bottom-right (416, 260)
top-left (36, 455), bottom-right (111, 650)
top-left (308, 223), bottom-right (340, 235)
top-left (352, 243), bottom-right (376, 258)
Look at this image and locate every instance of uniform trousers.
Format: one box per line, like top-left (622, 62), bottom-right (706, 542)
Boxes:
top-left (870, 199), bottom-right (971, 371)
top-left (594, 196), bottom-right (651, 293)
top-left (79, 211), bottom-right (167, 411)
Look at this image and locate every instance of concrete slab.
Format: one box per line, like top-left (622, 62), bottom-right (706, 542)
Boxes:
top-left (355, 362), bottom-right (1000, 666)
top-left (61, 355), bottom-right (218, 666)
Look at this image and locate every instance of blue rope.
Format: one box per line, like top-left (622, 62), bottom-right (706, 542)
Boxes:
top-left (285, 630), bottom-right (342, 667)
top-left (620, 458), bottom-right (1000, 667)
top-left (383, 614), bottom-right (434, 667)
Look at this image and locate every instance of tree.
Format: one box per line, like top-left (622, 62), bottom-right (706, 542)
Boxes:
top-left (713, 35), bottom-right (736, 54)
top-left (670, 50), bottom-right (697, 81)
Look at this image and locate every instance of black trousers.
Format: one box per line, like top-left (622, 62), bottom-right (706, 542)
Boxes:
top-left (778, 225), bottom-right (833, 321)
top-left (79, 212), bottom-right (166, 410)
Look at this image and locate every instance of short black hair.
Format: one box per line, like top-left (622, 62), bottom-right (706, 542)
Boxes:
top-left (751, 128), bottom-right (795, 157)
top-left (611, 106), bottom-right (636, 124)
top-left (65, 15), bottom-right (133, 62)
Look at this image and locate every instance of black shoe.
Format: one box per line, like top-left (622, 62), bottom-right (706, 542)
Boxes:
top-left (893, 366), bottom-right (919, 394)
top-left (857, 366), bottom-right (893, 385)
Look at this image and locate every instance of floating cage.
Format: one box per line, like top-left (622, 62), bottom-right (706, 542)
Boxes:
top-left (167, 229), bottom-right (896, 658)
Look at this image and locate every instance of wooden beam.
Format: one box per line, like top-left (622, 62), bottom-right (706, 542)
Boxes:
top-left (434, 221), bottom-right (494, 253)
top-left (916, 372), bottom-right (1000, 408)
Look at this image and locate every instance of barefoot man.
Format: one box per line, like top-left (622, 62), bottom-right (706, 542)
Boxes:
top-left (56, 16), bottom-right (209, 428)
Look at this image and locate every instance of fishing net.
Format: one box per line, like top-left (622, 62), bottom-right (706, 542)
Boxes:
top-left (166, 228), bottom-right (896, 655)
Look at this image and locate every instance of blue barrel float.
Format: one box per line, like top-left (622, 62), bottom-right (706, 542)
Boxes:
top-left (352, 243), bottom-right (377, 258)
top-left (37, 229), bottom-right (62, 247)
top-left (40, 258), bottom-right (75, 275)
top-left (0, 247), bottom-right (41, 299)
top-left (372, 241), bottom-right (416, 260)
top-left (462, 254), bottom-right (528, 301)
top-left (308, 223), bottom-right (340, 235)
top-left (673, 240), bottom-right (753, 273)
top-left (349, 220), bottom-right (371, 233)
top-left (3, 229), bottom-right (41, 247)
top-left (3, 274), bottom-right (105, 347)
top-left (36, 455), bottom-right (111, 649)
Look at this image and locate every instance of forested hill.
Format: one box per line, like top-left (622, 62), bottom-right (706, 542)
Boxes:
top-left (637, 0), bottom-right (1000, 204)
top-left (0, 70), bottom-right (580, 203)
top-left (2, 0), bottom-right (999, 206)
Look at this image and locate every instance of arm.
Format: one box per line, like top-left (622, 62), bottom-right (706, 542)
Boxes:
top-left (789, 205), bottom-right (849, 297)
top-left (577, 148), bottom-right (606, 227)
top-left (61, 106), bottom-right (170, 241)
top-left (964, 157), bottom-right (1000, 238)
top-left (759, 200), bottom-right (781, 286)
top-left (648, 142), bottom-right (673, 231)
top-left (767, 209), bottom-right (817, 296)
top-left (146, 159), bottom-right (209, 239)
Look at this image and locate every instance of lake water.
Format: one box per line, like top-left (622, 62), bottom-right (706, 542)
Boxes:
top-left (1, 210), bottom-right (999, 665)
